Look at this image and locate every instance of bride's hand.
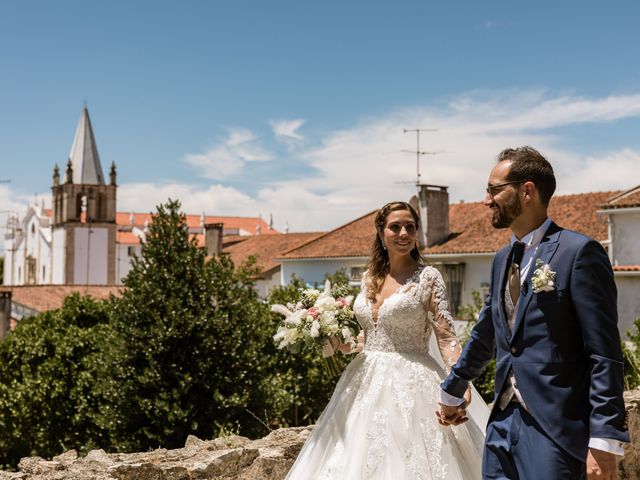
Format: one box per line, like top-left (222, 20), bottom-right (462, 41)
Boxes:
top-left (463, 387), bottom-right (472, 407)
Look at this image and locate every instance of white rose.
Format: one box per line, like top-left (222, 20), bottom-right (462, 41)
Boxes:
top-left (310, 320), bottom-right (321, 338)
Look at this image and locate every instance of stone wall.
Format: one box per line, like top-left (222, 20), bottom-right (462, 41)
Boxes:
top-left (2, 390), bottom-right (639, 479)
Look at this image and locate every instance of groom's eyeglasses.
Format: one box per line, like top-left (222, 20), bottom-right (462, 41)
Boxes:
top-left (486, 180), bottom-right (523, 198)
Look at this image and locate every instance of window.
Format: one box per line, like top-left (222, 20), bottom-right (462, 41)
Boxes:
top-left (432, 263), bottom-right (465, 317)
top-left (350, 266), bottom-right (365, 282)
top-left (42, 266), bottom-right (46, 282)
top-left (127, 246), bottom-right (138, 257)
top-left (26, 256), bottom-right (37, 285)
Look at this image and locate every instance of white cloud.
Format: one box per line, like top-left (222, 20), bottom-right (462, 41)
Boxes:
top-left (270, 118), bottom-right (306, 143)
top-left (166, 90), bottom-right (640, 232)
top-left (6, 89), bottom-right (638, 239)
top-left (183, 127), bottom-right (274, 180)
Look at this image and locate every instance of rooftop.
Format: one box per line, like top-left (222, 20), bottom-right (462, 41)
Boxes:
top-left (280, 190), bottom-right (620, 259)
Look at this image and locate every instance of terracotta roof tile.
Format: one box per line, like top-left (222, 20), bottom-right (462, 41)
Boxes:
top-left (281, 191), bottom-right (621, 259)
top-left (224, 232), bottom-right (324, 275)
top-left (43, 210), bottom-right (276, 243)
top-left (1, 285), bottom-right (122, 313)
top-left (279, 211), bottom-right (378, 260)
top-left (601, 185), bottom-right (640, 209)
top-left (613, 265), bottom-right (640, 272)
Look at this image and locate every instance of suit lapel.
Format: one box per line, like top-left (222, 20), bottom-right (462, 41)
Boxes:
top-left (510, 222), bottom-right (562, 342)
top-left (496, 248), bottom-right (512, 343)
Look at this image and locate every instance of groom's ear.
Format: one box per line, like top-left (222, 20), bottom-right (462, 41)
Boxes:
top-left (522, 181), bottom-right (536, 202)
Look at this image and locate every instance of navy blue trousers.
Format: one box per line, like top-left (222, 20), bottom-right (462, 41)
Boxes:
top-left (482, 403), bottom-right (586, 480)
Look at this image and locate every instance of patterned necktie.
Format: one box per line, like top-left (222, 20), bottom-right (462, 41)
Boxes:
top-left (508, 241), bottom-right (526, 306)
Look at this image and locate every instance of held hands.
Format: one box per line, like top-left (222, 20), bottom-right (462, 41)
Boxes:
top-left (586, 448), bottom-right (618, 480)
top-left (436, 387), bottom-right (471, 427)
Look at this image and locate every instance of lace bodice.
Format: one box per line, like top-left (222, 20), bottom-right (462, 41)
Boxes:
top-left (353, 265), bottom-right (461, 367)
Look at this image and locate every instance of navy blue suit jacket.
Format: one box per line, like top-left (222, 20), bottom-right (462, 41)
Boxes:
top-left (441, 222), bottom-right (629, 461)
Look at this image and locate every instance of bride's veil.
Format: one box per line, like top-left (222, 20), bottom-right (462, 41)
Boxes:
top-left (427, 331), bottom-right (490, 438)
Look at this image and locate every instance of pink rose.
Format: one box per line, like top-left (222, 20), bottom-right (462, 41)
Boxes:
top-left (308, 307), bottom-right (319, 318)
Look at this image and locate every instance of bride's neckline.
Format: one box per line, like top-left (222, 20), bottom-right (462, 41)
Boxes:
top-left (369, 264), bottom-right (425, 330)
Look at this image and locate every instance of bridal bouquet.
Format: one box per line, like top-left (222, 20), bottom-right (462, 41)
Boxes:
top-left (271, 280), bottom-right (362, 376)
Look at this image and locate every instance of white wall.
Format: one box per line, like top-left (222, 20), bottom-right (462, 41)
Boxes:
top-left (280, 258), bottom-right (368, 288)
top-left (73, 227), bottom-right (109, 284)
top-left (38, 231), bottom-right (52, 284)
top-left (616, 275), bottom-right (640, 338)
top-left (115, 244), bottom-right (139, 284)
top-left (255, 270), bottom-right (282, 298)
top-left (13, 238), bottom-right (25, 285)
top-left (3, 237), bottom-right (14, 285)
top-left (610, 210), bottom-right (640, 267)
top-left (52, 228), bottom-right (66, 284)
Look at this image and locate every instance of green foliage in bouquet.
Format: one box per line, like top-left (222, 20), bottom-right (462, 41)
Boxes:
top-left (0, 294), bottom-right (112, 468)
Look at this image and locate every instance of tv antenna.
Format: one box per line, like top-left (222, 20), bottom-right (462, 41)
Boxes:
top-left (402, 129), bottom-right (439, 185)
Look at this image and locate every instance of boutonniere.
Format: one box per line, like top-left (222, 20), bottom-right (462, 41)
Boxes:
top-left (532, 259), bottom-right (556, 293)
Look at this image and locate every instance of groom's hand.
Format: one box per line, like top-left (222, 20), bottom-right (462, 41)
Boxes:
top-left (587, 448), bottom-right (617, 480)
top-left (436, 402), bottom-right (468, 427)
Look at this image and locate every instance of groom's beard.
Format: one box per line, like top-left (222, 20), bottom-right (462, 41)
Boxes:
top-left (491, 195), bottom-right (522, 229)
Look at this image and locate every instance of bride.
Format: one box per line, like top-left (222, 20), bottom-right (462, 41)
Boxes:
top-left (286, 201), bottom-right (489, 480)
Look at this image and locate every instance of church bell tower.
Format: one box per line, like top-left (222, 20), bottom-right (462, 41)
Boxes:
top-left (51, 106), bottom-right (117, 284)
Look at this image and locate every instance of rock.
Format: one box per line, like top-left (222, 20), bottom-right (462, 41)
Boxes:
top-left (4, 392), bottom-right (640, 479)
top-left (53, 449), bottom-right (78, 463)
top-left (619, 389), bottom-right (640, 480)
top-left (84, 449), bottom-right (114, 465)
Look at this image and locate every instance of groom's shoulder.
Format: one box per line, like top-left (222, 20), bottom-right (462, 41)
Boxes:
top-left (552, 224), bottom-right (607, 258)
top-left (553, 224), bottom-right (596, 247)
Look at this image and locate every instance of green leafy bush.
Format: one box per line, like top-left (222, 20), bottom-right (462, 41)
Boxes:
top-left (0, 294), bottom-right (111, 467)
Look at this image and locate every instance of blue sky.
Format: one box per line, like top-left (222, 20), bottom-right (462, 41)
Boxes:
top-left (1, 0), bottom-right (640, 235)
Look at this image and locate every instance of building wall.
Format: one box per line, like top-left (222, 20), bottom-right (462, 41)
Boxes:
top-left (38, 233), bottom-right (52, 284)
top-left (426, 254), bottom-right (494, 316)
top-left (13, 238), bottom-right (25, 285)
top-left (610, 210), bottom-right (640, 267)
top-left (115, 244), bottom-right (140, 284)
top-left (280, 258), bottom-right (368, 288)
top-left (616, 275), bottom-right (640, 337)
top-left (255, 270), bottom-right (281, 298)
top-left (3, 238), bottom-right (14, 285)
top-left (73, 227), bottom-right (109, 284)
top-left (52, 228), bottom-right (66, 284)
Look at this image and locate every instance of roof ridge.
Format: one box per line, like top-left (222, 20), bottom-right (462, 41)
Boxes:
top-left (279, 209), bottom-right (376, 257)
top-left (605, 185), bottom-right (640, 204)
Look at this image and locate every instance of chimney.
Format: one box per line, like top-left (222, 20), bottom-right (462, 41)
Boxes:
top-left (204, 223), bottom-right (224, 256)
top-left (0, 290), bottom-right (11, 340)
top-left (416, 184), bottom-right (450, 247)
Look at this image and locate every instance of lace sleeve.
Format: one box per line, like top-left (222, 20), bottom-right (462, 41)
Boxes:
top-left (425, 267), bottom-right (461, 371)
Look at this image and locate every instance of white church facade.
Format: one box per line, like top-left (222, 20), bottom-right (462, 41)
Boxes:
top-left (3, 107), bottom-right (277, 288)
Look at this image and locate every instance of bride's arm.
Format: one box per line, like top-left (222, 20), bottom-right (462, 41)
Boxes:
top-left (427, 269), bottom-right (471, 405)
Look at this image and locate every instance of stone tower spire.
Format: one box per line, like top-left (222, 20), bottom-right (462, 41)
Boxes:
top-left (68, 106), bottom-right (105, 185)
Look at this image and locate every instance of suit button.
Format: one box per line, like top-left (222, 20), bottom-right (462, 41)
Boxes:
top-left (511, 347), bottom-right (517, 354)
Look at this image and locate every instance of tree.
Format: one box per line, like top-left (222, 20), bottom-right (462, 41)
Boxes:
top-left (0, 294), bottom-right (111, 468)
top-left (101, 200), bottom-right (274, 452)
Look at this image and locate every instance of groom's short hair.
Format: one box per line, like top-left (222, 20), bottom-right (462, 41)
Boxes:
top-left (498, 146), bottom-right (556, 206)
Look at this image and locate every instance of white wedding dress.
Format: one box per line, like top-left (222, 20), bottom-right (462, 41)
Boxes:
top-left (286, 265), bottom-right (489, 480)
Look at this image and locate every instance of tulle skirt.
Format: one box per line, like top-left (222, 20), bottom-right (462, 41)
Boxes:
top-left (286, 348), bottom-right (488, 480)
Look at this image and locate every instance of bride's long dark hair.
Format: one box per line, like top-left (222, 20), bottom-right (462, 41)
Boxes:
top-left (365, 201), bottom-right (424, 302)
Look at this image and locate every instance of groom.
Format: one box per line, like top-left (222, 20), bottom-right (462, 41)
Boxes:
top-left (438, 147), bottom-right (628, 479)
